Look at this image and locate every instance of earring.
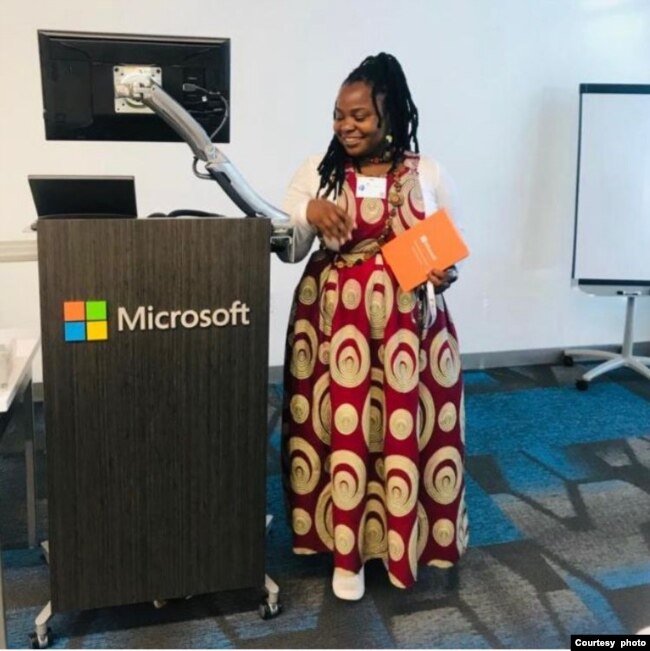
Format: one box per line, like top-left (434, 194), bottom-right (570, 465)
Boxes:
top-left (380, 133), bottom-right (394, 162)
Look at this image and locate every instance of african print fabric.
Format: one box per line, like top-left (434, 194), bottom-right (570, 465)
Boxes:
top-left (282, 154), bottom-right (468, 589)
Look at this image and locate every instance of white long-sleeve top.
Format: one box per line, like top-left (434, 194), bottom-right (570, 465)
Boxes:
top-left (280, 153), bottom-right (463, 263)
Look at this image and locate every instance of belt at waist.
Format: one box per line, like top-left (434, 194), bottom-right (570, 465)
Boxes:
top-left (323, 238), bottom-right (384, 268)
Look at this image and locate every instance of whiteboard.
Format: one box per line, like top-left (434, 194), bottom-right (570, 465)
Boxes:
top-left (572, 85), bottom-right (650, 288)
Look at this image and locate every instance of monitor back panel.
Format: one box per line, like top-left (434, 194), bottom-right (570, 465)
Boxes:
top-left (29, 175), bottom-right (137, 218)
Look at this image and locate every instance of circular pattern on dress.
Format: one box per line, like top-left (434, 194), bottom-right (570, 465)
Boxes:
top-left (428, 558), bottom-right (453, 569)
top-left (311, 373), bottom-right (331, 445)
top-left (334, 403), bottom-right (358, 435)
top-left (389, 409), bottom-right (414, 441)
top-left (288, 437), bottom-right (321, 495)
top-left (292, 547), bottom-right (317, 555)
top-left (290, 319), bottom-right (318, 380)
top-left (342, 279), bottom-right (362, 310)
top-left (408, 522), bottom-right (419, 579)
top-left (298, 276), bottom-right (318, 306)
top-left (388, 529), bottom-right (405, 561)
top-left (318, 342), bottom-right (330, 366)
top-left (292, 508), bottom-right (313, 536)
top-left (400, 176), bottom-right (425, 229)
top-left (432, 518), bottom-right (455, 548)
top-left (384, 455), bottom-right (419, 517)
top-left (456, 488), bottom-right (469, 555)
top-left (417, 383), bottom-right (436, 451)
top-left (331, 450), bottom-right (367, 511)
top-left (375, 458), bottom-right (385, 481)
top-left (419, 349), bottom-right (427, 372)
top-left (360, 197), bottom-right (384, 224)
top-left (392, 176), bottom-right (423, 234)
top-left (320, 262), bottom-right (337, 287)
top-left (334, 524), bottom-right (356, 555)
top-left (360, 392), bottom-right (371, 447)
top-left (429, 329), bottom-right (461, 388)
top-left (318, 270), bottom-right (339, 336)
top-left (423, 446), bottom-right (463, 505)
top-left (384, 329), bottom-right (420, 393)
top-left (367, 384), bottom-right (385, 452)
top-left (330, 325), bottom-right (370, 388)
top-left (416, 501), bottom-right (429, 560)
top-left (406, 176), bottom-right (424, 210)
top-left (397, 287), bottom-right (416, 314)
top-left (315, 484), bottom-right (334, 550)
top-left (388, 573), bottom-right (407, 588)
top-left (290, 394), bottom-right (309, 424)
top-left (362, 482), bottom-right (387, 557)
top-left (437, 402), bottom-right (458, 433)
top-left (365, 270), bottom-right (394, 339)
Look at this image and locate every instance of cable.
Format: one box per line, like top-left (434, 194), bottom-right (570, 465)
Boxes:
top-left (192, 157), bottom-right (212, 179)
top-left (182, 82), bottom-right (230, 140)
top-left (183, 82), bottom-right (230, 180)
top-left (146, 209), bottom-right (224, 218)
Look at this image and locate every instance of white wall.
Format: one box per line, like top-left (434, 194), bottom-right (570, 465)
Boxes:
top-left (2, 0), bottom-right (649, 379)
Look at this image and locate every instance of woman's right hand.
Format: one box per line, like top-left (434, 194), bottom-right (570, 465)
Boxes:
top-left (306, 199), bottom-right (354, 245)
top-left (426, 266), bottom-right (459, 294)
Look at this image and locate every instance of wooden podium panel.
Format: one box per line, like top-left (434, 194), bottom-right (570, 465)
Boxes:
top-left (37, 217), bottom-right (272, 612)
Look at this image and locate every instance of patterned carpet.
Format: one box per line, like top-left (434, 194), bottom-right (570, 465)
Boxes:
top-left (1, 361), bottom-right (649, 648)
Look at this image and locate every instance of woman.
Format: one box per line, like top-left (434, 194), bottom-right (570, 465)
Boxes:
top-left (281, 53), bottom-right (467, 601)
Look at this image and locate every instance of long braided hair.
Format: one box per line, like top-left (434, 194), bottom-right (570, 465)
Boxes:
top-left (317, 53), bottom-right (420, 198)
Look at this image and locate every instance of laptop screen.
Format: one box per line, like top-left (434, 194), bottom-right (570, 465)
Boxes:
top-left (28, 175), bottom-right (137, 219)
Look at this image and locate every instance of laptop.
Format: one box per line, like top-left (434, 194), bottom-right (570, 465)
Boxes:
top-left (28, 175), bottom-right (137, 221)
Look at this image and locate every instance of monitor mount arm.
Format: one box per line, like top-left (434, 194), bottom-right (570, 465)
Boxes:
top-left (114, 71), bottom-right (295, 259)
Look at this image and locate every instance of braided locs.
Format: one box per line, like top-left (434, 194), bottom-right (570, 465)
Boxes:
top-left (317, 53), bottom-right (420, 198)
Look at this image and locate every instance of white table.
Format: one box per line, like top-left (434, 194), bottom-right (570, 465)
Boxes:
top-left (0, 330), bottom-right (40, 649)
top-left (0, 239), bottom-right (38, 263)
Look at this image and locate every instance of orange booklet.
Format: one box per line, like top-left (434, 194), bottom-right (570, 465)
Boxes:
top-left (381, 209), bottom-right (469, 291)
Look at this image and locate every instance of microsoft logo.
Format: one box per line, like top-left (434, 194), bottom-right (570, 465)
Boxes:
top-left (61, 299), bottom-right (250, 343)
top-left (63, 300), bottom-right (108, 342)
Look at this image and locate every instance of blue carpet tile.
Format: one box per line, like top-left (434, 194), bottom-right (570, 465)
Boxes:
top-left (1, 365), bottom-right (649, 648)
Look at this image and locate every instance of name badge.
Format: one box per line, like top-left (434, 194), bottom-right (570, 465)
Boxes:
top-left (356, 176), bottom-right (386, 199)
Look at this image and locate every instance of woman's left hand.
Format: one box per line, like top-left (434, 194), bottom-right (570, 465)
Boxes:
top-left (426, 266), bottom-right (458, 293)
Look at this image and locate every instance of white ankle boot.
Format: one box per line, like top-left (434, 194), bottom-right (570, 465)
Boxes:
top-left (332, 566), bottom-right (365, 601)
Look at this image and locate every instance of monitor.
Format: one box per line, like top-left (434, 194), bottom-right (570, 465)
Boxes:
top-left (28, 175), bottom-right (137, 219)
top-left (37, 30), bottom-right (230, 143)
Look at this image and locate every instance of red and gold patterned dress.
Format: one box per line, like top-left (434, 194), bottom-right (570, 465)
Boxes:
top-left (282, 153), bottom-right (467, 589)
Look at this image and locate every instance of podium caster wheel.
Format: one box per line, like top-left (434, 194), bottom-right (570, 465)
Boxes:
top-left (576, 379), bottom-right (589, 391)
top-left (259, 600), bottom-right (282, 620)
top-left (153, 599), bottom-right (168, 609)
top-left (29, 628), bottom-right (52, 648)
top-left (562, 355), bottom-right (574, 367)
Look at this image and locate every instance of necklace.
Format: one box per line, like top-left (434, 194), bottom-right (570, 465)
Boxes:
top-left (360, 151), bottom-right (393, 165)
top-left (357, 141), bottom-right (396, 166)
top-left (388, 177), bottom-right (403, 209)
top-left (380, 174), bottom-right (404, 246)
top-left (331, 167), bottom-right (405, 265)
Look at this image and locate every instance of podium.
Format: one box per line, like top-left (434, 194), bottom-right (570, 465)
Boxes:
top-left (37, 217), bottom-right (272, 614)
